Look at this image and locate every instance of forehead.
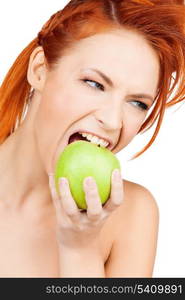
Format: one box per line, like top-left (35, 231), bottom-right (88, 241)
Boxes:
top-left (56, 29), bottom-right (160, 93)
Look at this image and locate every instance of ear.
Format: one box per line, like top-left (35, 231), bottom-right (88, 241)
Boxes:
top-left (27, 46), bottom-right (48, 92)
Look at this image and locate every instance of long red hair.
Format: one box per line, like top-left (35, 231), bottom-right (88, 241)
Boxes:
top-left (0, 0), bottom-right (185, 157)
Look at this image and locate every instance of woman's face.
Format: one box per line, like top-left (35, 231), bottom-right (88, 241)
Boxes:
top-left (32, 29), bottom-right (160, 173)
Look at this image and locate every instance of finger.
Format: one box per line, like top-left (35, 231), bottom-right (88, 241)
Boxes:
top-left (103, 169), bottom-right (124, 213)
top-left (48, 173), bottom-right (58, 199)
top-left (48, 173), bottom-right (63, 213)
top-left (83, 177), bottom-right (103, 222)
top-left (59, 177), bottom-right (81, 223)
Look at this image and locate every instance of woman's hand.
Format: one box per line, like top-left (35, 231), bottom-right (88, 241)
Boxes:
top-left (48, 169), bottom-right (124, 251)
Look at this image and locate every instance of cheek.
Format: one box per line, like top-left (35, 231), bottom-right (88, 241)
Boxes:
top-left (33, 93), bottom-right (72, 172)
top-left (33, 86), bottom-right (93, 173)
top-left (120, 114), bottom-right (145, 148)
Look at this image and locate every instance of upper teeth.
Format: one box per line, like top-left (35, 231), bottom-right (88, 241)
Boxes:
top-left (79, 132), bottom-right (109, 148)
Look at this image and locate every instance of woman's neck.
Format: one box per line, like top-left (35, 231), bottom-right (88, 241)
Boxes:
top-left (0, 123), bottom-right (53, 216)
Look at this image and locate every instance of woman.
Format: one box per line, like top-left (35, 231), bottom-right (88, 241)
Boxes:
top-left (0, 0), bottom-right (184, 277)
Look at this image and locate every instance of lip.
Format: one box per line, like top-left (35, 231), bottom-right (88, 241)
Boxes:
top-left (66, 129), bottom-right (116, 151)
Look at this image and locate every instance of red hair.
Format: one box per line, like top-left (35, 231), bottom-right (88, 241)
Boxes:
top-left (0, 0), bottom-right (185, 157)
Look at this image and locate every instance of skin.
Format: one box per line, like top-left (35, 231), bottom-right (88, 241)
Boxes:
top-left (0, 29), bottom-right (159, 277)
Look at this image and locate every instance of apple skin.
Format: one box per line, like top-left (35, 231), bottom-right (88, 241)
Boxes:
top-left (54, 140), bottom-right (121, 210)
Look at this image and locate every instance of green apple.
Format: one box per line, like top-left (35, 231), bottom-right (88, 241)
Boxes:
top-left (54, 140), bottom-right (121, 210)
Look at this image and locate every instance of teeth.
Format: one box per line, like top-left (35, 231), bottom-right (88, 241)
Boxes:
top-left (87, 134), bottom-right (93, 140)
top-left (91, 136), bottom-right (99, 144)
top-left (80, 132), bottom-right (109, 148)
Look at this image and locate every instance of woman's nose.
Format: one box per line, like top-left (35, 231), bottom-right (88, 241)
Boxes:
top-left (95, 105), bottom-right (123, 132)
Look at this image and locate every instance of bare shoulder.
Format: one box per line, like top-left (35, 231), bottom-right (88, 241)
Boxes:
top-left (107, 179), bottom-right (159, 227)
top-left (123, 178), bottom-right (159, 213)
top-left (102, 179), bottom-right (159, 277)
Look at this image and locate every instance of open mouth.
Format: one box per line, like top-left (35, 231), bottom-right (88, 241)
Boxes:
top-left (68, 132), bottom-right (90, 144)
top-left (68, 132), bottom-right (111, 149)
top-left (68, 132), bottom-right (103, 148)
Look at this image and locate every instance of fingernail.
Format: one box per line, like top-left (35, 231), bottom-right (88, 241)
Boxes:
top-left (60, 177), bottom-right (67, 186)
top-left (48, 174), bottom-right (54, 186)
top-left (113, 169), bottom-right (121, 180)
top-left (85, 177), bottom-right (96, 187)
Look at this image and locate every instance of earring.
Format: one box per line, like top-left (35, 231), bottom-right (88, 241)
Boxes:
top-left (28, 86), bottom-right (35, 101)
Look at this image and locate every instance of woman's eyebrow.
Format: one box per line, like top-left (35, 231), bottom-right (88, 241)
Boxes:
top-left (126, 93), bottom-right (155, 103)
top-left (81, 67), bottom-right (114, 87)
top-left (82, 67), bottom-right (154, 102)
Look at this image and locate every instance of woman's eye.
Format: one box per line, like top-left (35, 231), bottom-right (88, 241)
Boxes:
top-left (131, 100), bottom-right (149, 111)
top-left (83, 79), bottom-right (104, 91)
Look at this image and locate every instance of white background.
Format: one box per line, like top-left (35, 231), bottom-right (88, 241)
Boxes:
top-left (0, 0), bottom-right (184, 277)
